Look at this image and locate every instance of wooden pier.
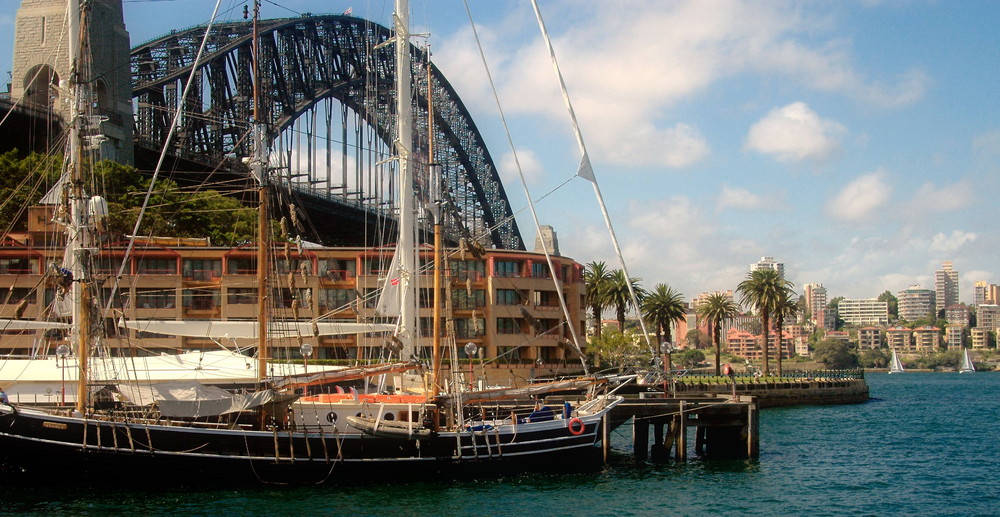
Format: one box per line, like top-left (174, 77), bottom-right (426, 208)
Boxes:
top-left (609, 394), bottom-right (759, 461)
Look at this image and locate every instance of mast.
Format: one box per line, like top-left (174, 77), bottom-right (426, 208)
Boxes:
top-left (427, 51), bottom-right (444, 397)
top-left (251, 0), bottom-right (270, 384)
top-left (68, 0), bottom-right (90, 415)
top-left (394, 0), bottom-right (418, 363)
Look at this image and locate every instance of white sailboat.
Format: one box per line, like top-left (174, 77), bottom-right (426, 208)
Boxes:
top-left (959, 348), bottom-right (975, 373)
top-left (888, 348), bottom-right (904, 374)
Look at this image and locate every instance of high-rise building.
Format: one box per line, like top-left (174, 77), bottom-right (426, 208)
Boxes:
top-left (977, 304), bottom-right (1000, 329)
top-left (750, 256), bottom-right (784, 278)
top-left (935, 261), bottom-right (959, 315)
top-left (803, 283), bottom-right (827, 327)
top-left (897, 285), bottom-right (935, 322)
top-left (838, 298), bottom-right (889, 326)
top-left (974, 281), bottom-right (989, 306)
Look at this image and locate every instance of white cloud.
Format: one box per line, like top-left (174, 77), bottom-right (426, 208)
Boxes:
top-left (498, 149), bottom-right (544, 186)
top-left (825, 169), bottom-right (891, 222)
top-left (909, 180), bottom-right (973, 215)
top-left (744, 102), bottom-right (846, 163)
top-left (972, 130), bottom-right (1000, 158)
top-left (437, 1), bottom-right (920, 170)
top-left (930, 230), bottom-right (977, 252)
top-left (716, 184), bottom-right (785, 211)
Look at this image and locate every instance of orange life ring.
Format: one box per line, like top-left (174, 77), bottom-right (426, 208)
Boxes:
top-left (567, 417), bottom-right (585, 436)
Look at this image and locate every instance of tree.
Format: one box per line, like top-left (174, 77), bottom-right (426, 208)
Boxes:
top-left (859, 348), bottom-right (890, 368)
top-left (772, 288), bottom-right (799, 376)
top-left (737, 269), bottom-right (792, 375)
top-left (696, 292), bottom-right (739, 376)
top-left (588, 327), bottom-right (648, 371)
top-left (813, 339), bottom-right (859, 369)
top-left (641, 283), bottom-right (686, 346)
top-left (583, 261), bottom-right (613, 339)
top-left (878, 290), bottom-right (899, 320)
top-left (677, 349), bottom-right (706, 368)
top-left (685, 328), bottom-right (710, 349)
top-left (606, 269), bottom-right (645, 335)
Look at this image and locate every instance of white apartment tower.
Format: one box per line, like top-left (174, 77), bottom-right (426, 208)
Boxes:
top-left (751, 256), bottom-right (785, 278)
top-left (898, 285), bottom-right (936, 322)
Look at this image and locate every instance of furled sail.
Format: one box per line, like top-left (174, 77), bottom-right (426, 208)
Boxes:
top-left (121, 319), bottom-right (393, 338)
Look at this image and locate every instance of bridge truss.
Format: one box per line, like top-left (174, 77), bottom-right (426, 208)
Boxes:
top-left (130, 14), bottom-right (523, 250)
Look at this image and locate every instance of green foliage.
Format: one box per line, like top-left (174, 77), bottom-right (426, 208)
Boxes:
top-left (0, 150), bottom-right (62, 232)
top-left (0, 153), bottom-right (256, 246)
top-left (812, 339), bottom-right (860, 369)
top-left (828, 296), bottom-right (844, 310)
top-left (677, 348), bottom-right (706, 368)
top-left (859, 348), bottom-right (890, 368)
top-left (588, 327), bottom-right (649, 371)
top-left (878, 290), bottom-right (899, 319)
top-left (686, 328), bottom-right (710, 349)
top-left (908, 349), bottom-right (962, 370)
top-left (641, 283), bottom-right (686, 345)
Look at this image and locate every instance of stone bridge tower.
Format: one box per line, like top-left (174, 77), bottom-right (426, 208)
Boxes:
top-left (11, 0), bottom-right (133, 164)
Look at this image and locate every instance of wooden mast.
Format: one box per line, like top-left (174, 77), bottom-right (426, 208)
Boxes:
top-left (68, 0), bottom-right (90, 415)
top-left (251, 0), bottom-right (270, 385)
top-left (427, 52), bottom-right (444, 397)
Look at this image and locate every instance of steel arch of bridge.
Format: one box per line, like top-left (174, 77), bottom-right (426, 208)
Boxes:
top-left (130, 14), bottom-right (523, 250)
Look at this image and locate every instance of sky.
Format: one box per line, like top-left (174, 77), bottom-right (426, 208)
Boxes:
top-left (2, 0), bottom-right (999, 305)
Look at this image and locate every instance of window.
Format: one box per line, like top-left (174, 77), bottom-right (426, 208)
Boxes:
top-left (182, 259), bottom-right (221, 280)
top-left (318, 258), bottom-right (355, 280)
top-left (182, 288), bottom-right (219, 310)
top-left (496, 289), bottom-right (519, 306)
top-left (0, 257), bottom-right (37, 275)
top-left (531, 262), bottom-right (550, 279)
top-left (135, 288), bottom-right (175, 309)
top-left (496, 318), bottom-right (522, 335)
top-left (452, 260), bottom-right (485, 281)
top-left (273, 288), bottom-right (310, 309)
top-left (493, 260), bottom-right (520, 278)
top-left (227, 258), bottom-right (255, 275)
top-left (227, 288), bottom-right (256, 305)
top-left (136, 258), bottom-right (177, 275)
top-left (455, 318), bottom-right (485, 339)
top-left (2, 288), bottom-right (36, 304)
top-left (453, 289), bottom-right (485, 310)
top-left (320, 289), bottom-right (356, 310)
top-left (497, 346), bottom-right (521, 361)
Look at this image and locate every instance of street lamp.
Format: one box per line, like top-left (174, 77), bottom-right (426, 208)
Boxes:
top-left (464, 342), bottom-right (478, 391)
top-left (299, 343), bottom-right (313, 374)
top-left (660, 341), bottom-right (675, 397)
top-left (56, 344), bottom-right (70, 406)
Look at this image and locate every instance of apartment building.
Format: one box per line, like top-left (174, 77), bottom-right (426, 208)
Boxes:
top-left (897, 285), bottom-right (935, 322)
top-left (837, 298), bottom-right (889, 326)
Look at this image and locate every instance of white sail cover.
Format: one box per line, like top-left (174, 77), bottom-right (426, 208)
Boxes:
top-left (116, 381), bottom-right (280, 418)
top-left (0, 320), bottom-right (71, 331)
top-left (374, 251), bottom-right (402, 317)
top-left (121, 320), bottom-right (393, 338)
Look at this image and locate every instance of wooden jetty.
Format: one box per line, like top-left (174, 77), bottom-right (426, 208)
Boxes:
top-left (608, 393), bottom-right (759, 461)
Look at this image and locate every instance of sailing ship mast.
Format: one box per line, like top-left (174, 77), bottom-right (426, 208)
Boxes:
top-left (67, 0), bottom-right (91, 415)
top-left (394, 0), bottom-right (418, 366)
top-left (250, 0), bottom-right (271, 385)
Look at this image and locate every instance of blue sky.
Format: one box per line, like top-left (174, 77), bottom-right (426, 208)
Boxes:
top-left (2, 0), bottom-right (999, 305)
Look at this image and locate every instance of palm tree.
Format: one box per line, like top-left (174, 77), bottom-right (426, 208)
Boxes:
top-left (641, 284), bottom-right (686, 346)
top-left (737, 269), bottom-right (792, 375)
top-left (772, 289), bottom-right (799, 377)
top-left (606, 269), bottom-right (645, 334)
top-left (583, 261), bottom-right (613, 338)
top-left (696, 292), bottom-right (739, 376)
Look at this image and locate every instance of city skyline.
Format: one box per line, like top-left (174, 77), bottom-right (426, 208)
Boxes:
top-left (2, 1), bottom-right (998, 302)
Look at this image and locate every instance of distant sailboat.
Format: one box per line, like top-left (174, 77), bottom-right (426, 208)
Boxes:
top-left (888, 349), bottom-right (904, 374)
top-left (959, 348), bottom-right (975, 373)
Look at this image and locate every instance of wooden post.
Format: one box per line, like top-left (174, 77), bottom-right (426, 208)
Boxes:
top-left (633, 417), bottom-right (649, 461)
top-left (695, 425), bottom-right (706, 455)
top-left (677, 400), bottom-right (687, 461)
top-left (746, 401), bottom-right (759, 459)
top-left (601, 416), bottom-right (611, 464)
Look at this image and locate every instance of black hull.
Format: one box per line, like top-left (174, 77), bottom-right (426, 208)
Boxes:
top-left (0, 403), bottom-right (616, 486)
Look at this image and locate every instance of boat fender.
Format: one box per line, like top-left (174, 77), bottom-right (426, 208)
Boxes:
top-left (567, 417), bottom-right (585, 436)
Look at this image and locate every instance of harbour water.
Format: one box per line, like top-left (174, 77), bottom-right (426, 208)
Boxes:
top-left (2, 372), bottom-right (997, 516)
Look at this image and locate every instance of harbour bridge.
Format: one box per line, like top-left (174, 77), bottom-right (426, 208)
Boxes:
top-left (7, 13), bottom-right (525, 250)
